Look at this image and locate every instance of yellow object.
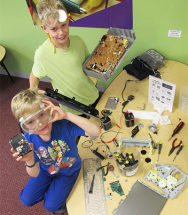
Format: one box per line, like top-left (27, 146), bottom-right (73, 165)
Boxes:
top-left (82, 0), bottom-right (104, 10)
top-left (124, 39), bottom-right (128, 47)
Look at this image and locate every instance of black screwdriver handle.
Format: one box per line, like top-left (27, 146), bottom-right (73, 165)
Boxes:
top-left (172, 121), bottom-right (184, 137)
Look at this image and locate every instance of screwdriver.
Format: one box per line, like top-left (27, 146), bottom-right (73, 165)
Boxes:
top-left (173, 143), bottom-right (183, 162)
top-left (62, 0), bottom-right (87, 14)
top-left (157, 141), bottom-right (163, 163)
top-left (168, 121), bottom-right (184, 141)
top-left (89, 174), bottom-right (95, 194)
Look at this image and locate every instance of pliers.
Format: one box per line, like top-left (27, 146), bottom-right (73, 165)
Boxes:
top-left (168, 138), bottom-right (182, 156)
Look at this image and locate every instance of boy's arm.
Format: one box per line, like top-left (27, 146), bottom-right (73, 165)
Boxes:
top-left (25, 156), bottom-right (40, 177)
top-left (64, 112), bottom-right (101, 137)
top-left (29, 71), bottom-right (40, 89)
top-left (11, 144), bottom-right (40, 177)
top-left (44, 100), bottom-right (101, 137)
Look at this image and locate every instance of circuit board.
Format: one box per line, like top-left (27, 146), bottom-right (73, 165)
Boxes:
top-left (86, 34), bottom-right (128, 75)
top-left (83, 158), bottom-right (108, 215)
top-left (83, 28), bottom-right (136, 81)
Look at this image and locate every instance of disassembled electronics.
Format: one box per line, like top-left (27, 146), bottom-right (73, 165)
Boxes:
top-left (83, 28), bottom-right (136, 81)
top-left (44, 88), bottom-right (99, 118)
top-left (145, 164), bottom-right (188, 199)
top-left (131, 123), bottom-right (143, 138)
top-left (120, 138), bottom-right (153, 155)
top-left (120, 138), bottom-right (153, 154)
top-left (113, 180), bottom-right (167, 215)
top-left (138, 49), bottom-right (165, 71)
top-left (110, 180), bottom-right (124, 196)
top-left (105, 97), bottom-right (119, 110)
top-left (83, 158), bottom-right (108, 215)
top-left (9, 133), bottom-right (32, 157)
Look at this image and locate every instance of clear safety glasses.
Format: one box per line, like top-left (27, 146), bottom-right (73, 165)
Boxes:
top-left (19, 105), bottom-right (52, 134)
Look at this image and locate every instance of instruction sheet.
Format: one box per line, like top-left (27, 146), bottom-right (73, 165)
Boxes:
top-left (148, 76), bottom-right (176, 112)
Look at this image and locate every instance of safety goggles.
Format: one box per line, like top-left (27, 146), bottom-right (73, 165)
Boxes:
top-left (19, 104), bottom-right (52, 134)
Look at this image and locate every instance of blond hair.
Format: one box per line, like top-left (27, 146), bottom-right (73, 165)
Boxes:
top-left (36, 0), bottom-right (67, 25)
top-left (11, 88), bottom-right (44, 120)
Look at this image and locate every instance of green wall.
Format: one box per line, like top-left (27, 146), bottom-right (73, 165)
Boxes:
top-left (0, 0), bottom-right (187, 88)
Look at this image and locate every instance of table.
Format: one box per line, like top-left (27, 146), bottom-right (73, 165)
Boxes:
top-left (67, 60), bottom-right (188, 215)
top-left (0, 45), bottom-right (14, 82)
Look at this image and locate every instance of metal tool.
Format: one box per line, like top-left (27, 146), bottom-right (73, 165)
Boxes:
top-left (89, 174), bottom-right (95, 194)
top-left (120, 138), bottom-right (152, 148)
top-left (168, 138), bottom-right (182, 156)
top-left (168, 121), bottom-right (184, 141)
top-left (173, 143), bottom-right (184, 162)
top-left (157, 141), bottom-right (163, 163)
top-left (83, 158), bottom-right (108, 215)
top-left (62, 0), bottom-right (87, 14)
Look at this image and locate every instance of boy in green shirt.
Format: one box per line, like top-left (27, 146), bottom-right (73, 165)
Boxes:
top-left (30, 0), bottom-right (99, 115)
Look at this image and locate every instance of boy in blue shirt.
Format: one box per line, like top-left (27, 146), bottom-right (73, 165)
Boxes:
top-left (11, 88), bottom-right (101, 214)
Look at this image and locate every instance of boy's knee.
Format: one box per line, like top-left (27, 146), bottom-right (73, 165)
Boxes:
top-left (44, 198), bottom-right (66, 213)
top-left (20, 196), bottom-right (34, 207)
top-left (44, 201), bottom-right (60, 212)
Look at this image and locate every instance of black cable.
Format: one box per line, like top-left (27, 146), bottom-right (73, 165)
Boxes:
top-left (121, 79), bottom-right (138, 101)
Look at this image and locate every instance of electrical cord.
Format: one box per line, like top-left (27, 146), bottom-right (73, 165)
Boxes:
top-left (121, 79), bottom-right (138, 101)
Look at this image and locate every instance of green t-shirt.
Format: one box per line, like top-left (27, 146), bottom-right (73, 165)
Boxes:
top-left (32, 35), bottom-right (99, 115)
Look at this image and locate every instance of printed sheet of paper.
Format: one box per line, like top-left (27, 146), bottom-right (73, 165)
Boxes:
top-left (148, 76), bottom-right (176, 112)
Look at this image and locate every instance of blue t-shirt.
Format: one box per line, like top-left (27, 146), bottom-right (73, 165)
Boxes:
top-left (24, 120), bottom-right (86, 176)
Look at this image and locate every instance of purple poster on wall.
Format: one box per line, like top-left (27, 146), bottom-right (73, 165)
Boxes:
top-left (25, 0), bottom-right (132, 29)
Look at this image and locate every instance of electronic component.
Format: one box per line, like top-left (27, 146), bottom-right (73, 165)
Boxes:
top-left (105, 97), bottom-right (119, 110)
top-left (83, 28), bottom-right (136, 81)
top-left (120, 138), bottom-right (152, 148)
top-left (113, 139), bottom-right (119, 147)
top-left (9, 133), bottom-right (32, 157)
top-left (124, 111), bottom-right (134, 127)
top-left (131, 123), bottom-right (143, 138)
top-left (138, 49), bottom-right (165, 71)
top-left (145, 164), bottom-right (188, 199)
top-left (44, 88), bottom-right (99, 118)
top-left (122, 95), bottom-right (135, 107)
top-left (110, 180), bottom-right (124, 196)
top-left (100, 109), bottom-right (112, 130)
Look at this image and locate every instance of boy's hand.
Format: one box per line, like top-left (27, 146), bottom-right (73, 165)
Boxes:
top-left (43, 99), bottom-right (67, 123)
top-left (11, 143), bottom-right (34, 162)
